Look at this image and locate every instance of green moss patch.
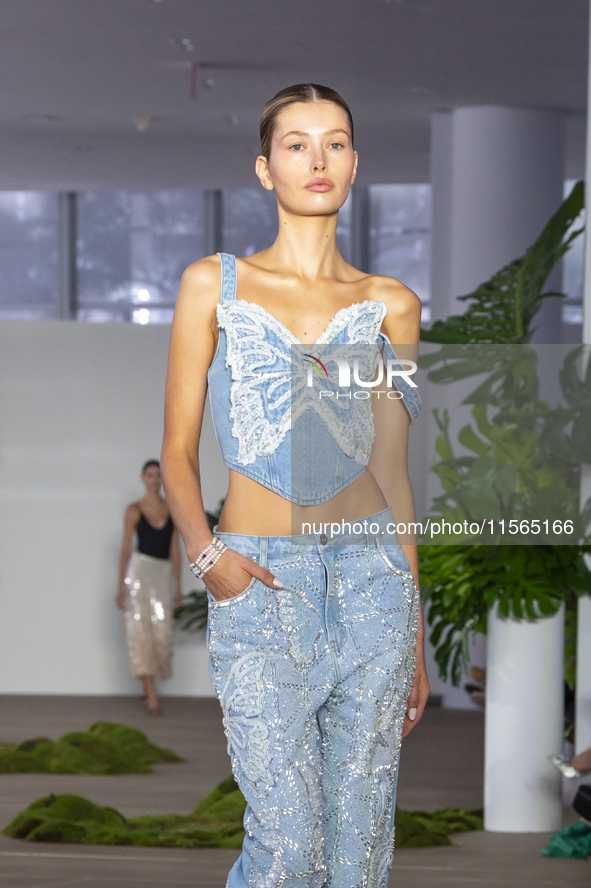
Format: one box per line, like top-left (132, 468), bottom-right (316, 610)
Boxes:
top-left (4, 777), bottom-right (482, 850)
top-left (395, 806), bottom-right (483, 848)
top-left (0, 722), bottom-right (182, 775)
top-left (4, 777), bottom-right (247, 849)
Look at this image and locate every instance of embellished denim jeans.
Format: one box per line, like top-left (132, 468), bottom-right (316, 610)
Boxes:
top-left (206, 507), bottom-right (420, 888)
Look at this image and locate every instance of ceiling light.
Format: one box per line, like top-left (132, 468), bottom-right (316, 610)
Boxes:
top-left (133, 116), bottom-right (152, 132)
top-left (137, 288), bottom-right (150, 302)
top-left (170, 37), bottom-right (194, 51)
top-left (205, 78), bottom-right (215, 88)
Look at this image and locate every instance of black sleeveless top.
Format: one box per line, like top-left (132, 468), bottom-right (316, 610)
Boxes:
top-left (136, 512), bottom-right (174, 560)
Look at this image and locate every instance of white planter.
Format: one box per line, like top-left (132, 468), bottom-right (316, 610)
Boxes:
top-left (576, 592), bottom-right (591, 754)
top-left (485, 603), bottom-right (564, 832)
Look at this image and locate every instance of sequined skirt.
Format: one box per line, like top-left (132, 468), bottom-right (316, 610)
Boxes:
top-left (123, 551), bottom-right (174, 680)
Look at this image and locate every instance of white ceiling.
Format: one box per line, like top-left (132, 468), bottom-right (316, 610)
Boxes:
top-left (0, 0), bottom-right (587, 190)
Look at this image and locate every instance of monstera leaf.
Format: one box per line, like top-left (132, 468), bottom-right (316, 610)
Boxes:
top-left (421, 180), bottom-right (584, 345)
top-left (416, 181), bottom-right (591, 686)
top-left (419, 543), bottom-right (591, 686)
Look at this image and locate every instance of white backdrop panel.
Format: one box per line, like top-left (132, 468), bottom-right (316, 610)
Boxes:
top-left (0, 320), bottom-right (228, 695)
top-left (0, 319), bottom-right (475, 706)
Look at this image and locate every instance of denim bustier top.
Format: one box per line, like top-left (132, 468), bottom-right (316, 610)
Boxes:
top-left (207, 253), bottom-right (422, 505)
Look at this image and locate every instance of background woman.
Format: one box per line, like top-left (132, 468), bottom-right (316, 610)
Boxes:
top-left (116, 459), bottom-right (182, 715)
top-left (162, 84), bottom-right (429, 886)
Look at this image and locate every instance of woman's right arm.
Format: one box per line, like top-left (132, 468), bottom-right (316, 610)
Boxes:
top-left (161, 257), bottom-right (281, 600)
top-left (161, 256), bottom-right (221, 562)
top-left (116, 504), bottom-right (139, 609)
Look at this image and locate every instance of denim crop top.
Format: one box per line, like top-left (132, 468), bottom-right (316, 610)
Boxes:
top-left (207, 253), bottom-right (422, 505)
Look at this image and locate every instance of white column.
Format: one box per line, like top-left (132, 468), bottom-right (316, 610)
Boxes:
top-left (431, 107), bottom-right (565, 340)
top-left (485, 606), bottom-right (565, 831)
top-left (577, 1), bottom-right (591, 757)
top-left (577, 563), bottom-right (591, 754)
top-left (429, 107), bottom-right (567, 828)
top-left (430, 112), bottom-right (454, 322)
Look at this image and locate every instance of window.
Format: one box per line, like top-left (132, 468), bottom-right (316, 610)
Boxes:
top-left (76, 190), bottom-right (206, 324)
top-left (368, 184), bottom-right (431, 322)
top-left (0, 192), bottom-right (60, 320)
top-left (1, 183), bottom-right (582, 329)
top-left (562, 180), bottom-right (584, 328)
top-left (0, 184), bottom-right (431, 324)
top-left (220, 187), bottom-right (352, 262)
top-left (221, 188), bottom-right (278, 258)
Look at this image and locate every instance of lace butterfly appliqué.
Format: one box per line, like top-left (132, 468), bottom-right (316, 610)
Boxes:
top-left (220, 651), bottom-right (273, 786)
top-left (217, 299), bottom-right (388, 466)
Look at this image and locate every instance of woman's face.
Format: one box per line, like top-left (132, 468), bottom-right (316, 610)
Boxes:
top-left (141, 465), bottom-right (161, 493)
top-left (257, 101), bottom-right (357, 217)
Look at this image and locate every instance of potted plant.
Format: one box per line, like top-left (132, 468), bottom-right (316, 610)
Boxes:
top-left (417, 181), bottom-right (591, 689)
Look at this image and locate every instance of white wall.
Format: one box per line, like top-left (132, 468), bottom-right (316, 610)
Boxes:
top-left (0, 320), bottom-right (228, 695)
top-left (0, 319), bottom-right (476, 706)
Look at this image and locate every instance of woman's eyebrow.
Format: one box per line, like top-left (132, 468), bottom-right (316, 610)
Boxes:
top-left (281, 128), bottom-right (350, 140)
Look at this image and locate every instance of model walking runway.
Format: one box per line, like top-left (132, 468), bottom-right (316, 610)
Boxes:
top-left (162, 83), bottom-right (429, 887)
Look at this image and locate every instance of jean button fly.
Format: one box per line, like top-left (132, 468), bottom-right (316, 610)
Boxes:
top-left (319, 534), bottom-right (328, 545)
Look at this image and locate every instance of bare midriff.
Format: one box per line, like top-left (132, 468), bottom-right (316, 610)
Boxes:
top-left (216, 467), bottom-right (388, 536)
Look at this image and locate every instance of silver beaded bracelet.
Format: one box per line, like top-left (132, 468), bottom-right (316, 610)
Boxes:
top-left (189, 537), bottom-right (228, 579)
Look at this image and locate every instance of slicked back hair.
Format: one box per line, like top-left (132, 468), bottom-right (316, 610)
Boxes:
top-left (259, 83), bottom-right (354, 160)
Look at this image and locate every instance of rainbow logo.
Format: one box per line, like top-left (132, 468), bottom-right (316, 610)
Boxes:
top-left (303, 353), bottom-right (329, 378)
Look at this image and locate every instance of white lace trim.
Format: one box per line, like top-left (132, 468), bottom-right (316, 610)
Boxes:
top-left (217, 299), bottom-right (387, 466)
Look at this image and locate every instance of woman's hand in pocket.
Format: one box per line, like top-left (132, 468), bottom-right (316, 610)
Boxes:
top-left (203, 548), bottom-right (284, 602)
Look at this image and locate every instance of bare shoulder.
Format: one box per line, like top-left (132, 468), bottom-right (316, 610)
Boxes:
top-left (180, 254), bottom-right (220, 290)
top-left (367, 274), bottom-right (421, 343)
top-left (174, 254), bottom-right (222, 317)
top-left (125, 502), bottom-right (141, 524)
top-left (367, 274), bottom-right (421, 320)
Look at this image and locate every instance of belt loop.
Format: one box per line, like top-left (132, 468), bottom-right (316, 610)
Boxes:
top-left (259, 535), bottom-right (268, 569)
top-left (370, 520), bottom-right (379, 551)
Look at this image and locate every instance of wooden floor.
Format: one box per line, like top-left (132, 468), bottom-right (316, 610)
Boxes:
top-left (0, 695), bottom-right (588, 887)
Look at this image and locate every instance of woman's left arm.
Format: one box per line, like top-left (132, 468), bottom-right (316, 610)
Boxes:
top-left (399, 545), bottom-right (430, 739)
top-left (368, 277), bottom-right (430, 738)
top-left (170, 527), bottom-right (183, 609)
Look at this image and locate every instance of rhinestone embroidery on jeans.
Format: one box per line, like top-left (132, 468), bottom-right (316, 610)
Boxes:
top-left (208, 536), bottom-right (420, 888)
top-left (276, 587), bottom-right (323, 669)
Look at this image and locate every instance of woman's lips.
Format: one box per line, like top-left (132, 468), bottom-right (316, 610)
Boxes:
top-left (305, 179), bottom-right (334, 192)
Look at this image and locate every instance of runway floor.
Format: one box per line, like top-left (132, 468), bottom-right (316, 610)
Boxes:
top-left (0, 694), bottom-right (588, 887)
